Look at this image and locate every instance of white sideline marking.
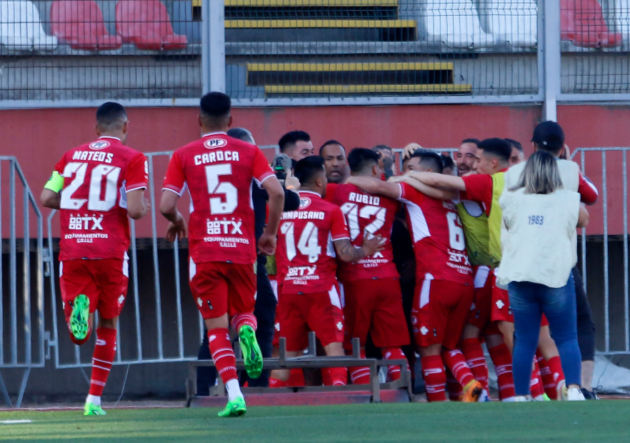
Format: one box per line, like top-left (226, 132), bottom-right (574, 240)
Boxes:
top-left (1, 420), bottom-right (32, 424)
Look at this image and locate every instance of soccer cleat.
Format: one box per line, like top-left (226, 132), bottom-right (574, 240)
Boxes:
top-left (581, 388), bottom-right (599, 400)
top-left (460, 380), bottom-right (483, 403)
top-left (478, 389), bottom-right (491, 402)
top-left (70, 294), bottom-right (90, 341)
top-left (566, 387), bottom-right (586, 401)
top-left (556, 380), bottom-right (567, 401)
top-left (534, 393), bottom-right (551, 401)
top-left (513, 395), bottom-right (532, 402)
top-left (84, 402), bottom-right (106, 416)
top-left (218, 397), bottom-right (247, 417)
top-left (239, 325), bottom-right (263, 379)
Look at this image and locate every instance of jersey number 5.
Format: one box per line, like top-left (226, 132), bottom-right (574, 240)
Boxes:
top-left (60, 162), bottom-right (121, 211)
top-left (281, 221), bottom-right (321, 263)
top-left (205, 164), bottom-right (237, 215)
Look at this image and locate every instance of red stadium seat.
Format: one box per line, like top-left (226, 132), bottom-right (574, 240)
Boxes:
top-left (561, 0), bottom-right (622, 48)
top-left (51, 0), bottom-right (122, 51)
top-left (115, 0), bottom-right (187, 50)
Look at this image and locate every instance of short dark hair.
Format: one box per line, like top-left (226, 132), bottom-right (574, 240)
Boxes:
top-left (279, 131), bottom-right (310, 153)
top-left (406, 149), bottom-right (443, 173)
top-left (478, 138), bottom-right (512, 164)
top-left (440, 154), bottom-right (455, 171)
top-left (505, 138), bottom-right (523, 152)
top-left (294, 156), bottom-right (325, 186)
top-left (372, 145), bottom-right (393, 156)
top-left (319, 140), bottom-right (345, 156)
top-left (227, 127), bottom-right (254, 144)
top-left (200, 92), bottom-right (231, 120)
top-left (348, 148), bottom-right (380, 173)
top-left (96, 102), bottom-right (127, 128)
top-left (462, 138), bottom-right (481, 146)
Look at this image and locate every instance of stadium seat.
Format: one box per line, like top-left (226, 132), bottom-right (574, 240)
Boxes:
top-left (561, 0), bottom-right (622, 48)
top-left (478, 0), bottom-right (538, 47)
top-left (116, 0), bottom-right (187, 50)
top-left (421, 0), bottom-right (494, 48)
top-left (0, 0), bottom-right (58, 51)
top-left (50, 0), bottom-right (122, 50)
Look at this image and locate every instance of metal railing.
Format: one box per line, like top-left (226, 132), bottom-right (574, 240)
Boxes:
top-left (0, 157), bottom-right (45, 408)
top-left (0, 1), bottom-right (629, 111)
top-left (572, 147), bottom-right (630, 356)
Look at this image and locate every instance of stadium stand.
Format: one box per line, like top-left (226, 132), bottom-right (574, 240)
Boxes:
top-left (478, 0), bottom-right (538, 48)
top-left (116, 0), bottom-right (187, 50)
top-left (421, 0), bottom-right (494, 48)
top-left (0, 0), bottom-right (57, 51)
top-left (561, 0), bottom-right (623, 48)
top-left (610, 0), bottom-right (630, 43)
top-left (50, 0), bottom-right (122, 50)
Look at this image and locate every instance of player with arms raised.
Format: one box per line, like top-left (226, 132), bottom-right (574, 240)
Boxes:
top-left (160, 92), bottom-right (284, 417)
top-left (269, 156), bottom-right (384, 387)
top-left (330, 148), bottom-right (409, 384)
top-left (348, 150), bottom-right (484, 402)
top-left (40, 102), bottom-right (150, 416)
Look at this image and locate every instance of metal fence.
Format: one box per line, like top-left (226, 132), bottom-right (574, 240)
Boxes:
top-left (0, 157), bottom-right (45, 408)
top-left (0, 0), bottom-right (629, 109)
top-left (572, 147), bottom-right (630, 356)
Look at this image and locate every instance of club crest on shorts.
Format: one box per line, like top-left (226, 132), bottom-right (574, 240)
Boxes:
top-left (89, 140), bottom-right (110, 150)
top-left (496, 300), bottom-right (505, 310)
top-left (204, 138), bottom-right (228, 149)
top-left (299, 197), bottom-right (312, 209)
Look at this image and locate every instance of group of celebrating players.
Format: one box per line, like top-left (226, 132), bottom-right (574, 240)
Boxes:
top-left (40, 91), bottom-right (598, 418)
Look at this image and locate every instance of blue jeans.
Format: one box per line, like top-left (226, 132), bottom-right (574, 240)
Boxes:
top-left (508, 273), bottom-right (582, 395)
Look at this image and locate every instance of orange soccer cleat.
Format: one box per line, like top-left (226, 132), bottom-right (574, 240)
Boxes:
top-left (460, 380), bottom-right (484, 403)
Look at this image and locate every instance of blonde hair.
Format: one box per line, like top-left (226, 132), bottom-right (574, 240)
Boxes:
top-left (510, 151), bottom-right (564, 194)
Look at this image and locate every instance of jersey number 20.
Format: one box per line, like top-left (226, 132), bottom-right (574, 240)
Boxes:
top-left (60, 162), bottom-right (121, 211)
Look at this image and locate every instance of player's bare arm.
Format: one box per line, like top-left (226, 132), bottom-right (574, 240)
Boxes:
top-left (406, 171), bottom-right (467, 192)
top-left (578, 203), bottom-right (590, 228)
top-left (259, 176), bottom-right (285, 256)
top-left (388, 175), bottom-right (458, 201)
top-left (346, 176), bottom-right (401, 200)
top-left (159, 190), bottom-right (188, 242)
top-left (126, 189), bottom-right (150, 220)
top-left (334, 235), bottom-right (384, 263)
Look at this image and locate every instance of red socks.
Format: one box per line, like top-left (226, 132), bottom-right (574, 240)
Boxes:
top-left (208, 328), bottom-right (238, 384)
top-left (442, 349), bottom-right (475, 388)
top-left (231, 313), bottom-right (257, 332)
top-left (88, 328), bottom-right (117, 396)
top-left (461, 338), bottom-right (489, 392)
top-left (269, 378), bottom-right (289, 388)
top-left (446, 369), bottom-right (463, 401)
top-left (531, 359), bottom-right (545, 398)
top-left (488, 343), bottom-right (515, 400)
top-left (421, 355), bottom-right (447, 402)
top-left (382, 347), bottom-right (409, 382)
top-left (537, 351), bottom-right (565, 400)
top-left (325, 368), bottom-right (348, 386)
top-left (349, 350), bottom-right (370, 385)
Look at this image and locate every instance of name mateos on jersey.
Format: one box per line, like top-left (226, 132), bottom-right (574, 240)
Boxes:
top-left (194, 151), bottom-right (240, 166)
top-left (282, 211), bottom-right (325, 221)
top-left (348, 192), bottom-right (380, 206)
top-left (72, 151), bottom-right (114, 163)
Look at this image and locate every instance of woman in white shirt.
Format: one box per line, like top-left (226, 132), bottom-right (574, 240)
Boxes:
top-left (498, 151), bottom-right (589, 401)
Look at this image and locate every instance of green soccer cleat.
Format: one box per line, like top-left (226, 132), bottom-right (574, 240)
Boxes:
top-left (218, 397), bottom-right (247, 418)
top-left (84, 402), bottom-right (106, 416)
top-left (70, 294), bottom-right (90, 341)
top-left (239, 325), bottom-right (263, 379)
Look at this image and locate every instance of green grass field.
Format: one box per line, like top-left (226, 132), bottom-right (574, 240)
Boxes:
top-left (1, 401), bottom-right (628, 442)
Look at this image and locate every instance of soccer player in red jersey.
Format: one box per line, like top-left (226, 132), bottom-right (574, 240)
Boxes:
top-left (329, 148), bottom-right (409, 384)
top-left (160, 92), bottom-right (284, 417)
top-left (40, 102), bottom-right (150, 416)
top-left (348, 150), bottom-right (484, 402)
top-left (270, 156), bottom-right (384, 387)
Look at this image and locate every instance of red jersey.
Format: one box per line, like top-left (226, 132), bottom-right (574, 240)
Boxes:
top-left (163, 132), bottom-right (274, 265)
top-left (331, 183), bottom-right (400, 282)
top-left (55, 137), bottom-right (148, 261)
top-left (398, 182), bottom-right (473, 285)
top-left (276, 190), bottom-right (350, 294)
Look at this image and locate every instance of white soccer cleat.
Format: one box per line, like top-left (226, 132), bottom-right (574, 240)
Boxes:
top-left (566, 387), bottom-right (586, 401)
top-left (513, 395), bottom-right (532, 402)
top-left (478, 389), bottom-right (491, 402)
top-left (557, 380), bottom-right (567, 401)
